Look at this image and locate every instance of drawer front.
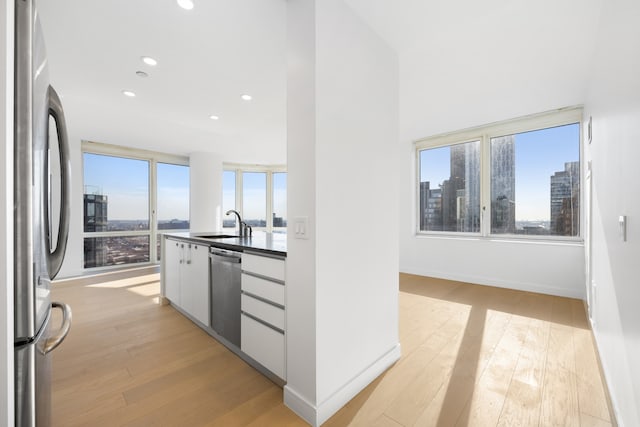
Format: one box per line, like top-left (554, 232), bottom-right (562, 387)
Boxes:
top-left (241, 294), bottom-right (285, 330)
top-left (241, 314), bottom-right (285, 379)
top-left (242, 253), bottom-right (285, 281)
top-left (241, 273), bottom-right (285, 306)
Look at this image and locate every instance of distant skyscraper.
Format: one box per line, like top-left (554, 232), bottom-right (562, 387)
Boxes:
top-left (462, 143), bottom-right (480, 232)
top-left (441, 145), bottom-right (465, 231)
top-left (441, 143), bottom-right (480, 232)
top-left (83, 193), bottom-right (108, 232)
top-left (419, 181), bottom-right (430, 230)
top-left (83, 190), bottom-right (108, 267)
top-left (550, 161), bottom-right (580, 236)
top-left (490, 136), bottom-right (516, 233)
top-left (272, 212), bottom-right (286, 228)
top-left (419, 181), bottom-right (443, 231)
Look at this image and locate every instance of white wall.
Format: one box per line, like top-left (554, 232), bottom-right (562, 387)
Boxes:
top-left (0, 0), bottom-right (13, 424)
top-left (284, 0), bottom-right (318, 419)
top-left (189, 152), bottom-right (222, 232)
top-left (585, 0), bottom-right (640, 424)
top-left (315, 0), bottom-right (399, 409)
top-left (285, 1), bottom-right (400, 425)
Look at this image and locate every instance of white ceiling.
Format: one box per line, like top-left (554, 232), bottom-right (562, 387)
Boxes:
top-left (38, 0), bottom-right (605, 163)
top-left (345, 0), bottom-right (604, 140)
top-left (38, 0), bottom-right (287, 164)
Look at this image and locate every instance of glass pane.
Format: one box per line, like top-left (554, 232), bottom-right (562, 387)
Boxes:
top-left (84, 236), bottom-right (150, 268)
top-left (83, 153), bottom-right (149, 231)
top-left (242, 172), bottom-right (266, 227)
top-left (223, 170), bottom-right (236, 228)
top-left (272, 172), bottom-right (287, 232)
top-left (157, 163), bottom-right (190, 230)
top-left (419, 141), bottom-right (481, 232)
top-left (490, 123), bottom-right (580, 236)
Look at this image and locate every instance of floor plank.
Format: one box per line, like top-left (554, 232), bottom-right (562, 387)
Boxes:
top-left (52, 271), bottom-right (614, 427)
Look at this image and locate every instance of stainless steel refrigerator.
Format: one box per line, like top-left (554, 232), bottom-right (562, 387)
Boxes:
top-left (14, 0), bottom-right (72, 425)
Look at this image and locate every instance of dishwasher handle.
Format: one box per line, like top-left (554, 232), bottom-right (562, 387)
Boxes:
top-left (210, 250), bottom-right (242, 263)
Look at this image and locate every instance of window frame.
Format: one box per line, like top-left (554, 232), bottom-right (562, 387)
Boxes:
top-left (222, 163), bottom-right (287, 233)
top-left (414, 107), bottom-right (584, 242)
top-left (81, 141), bottom-right (190, 270)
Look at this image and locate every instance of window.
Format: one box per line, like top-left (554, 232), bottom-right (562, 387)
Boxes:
top-left (82, 143), bottom-right (189, 269)
top-left (272, 172), bottom-right (287, 232)
top-left (419, 141), bottom-right (480, 233)
top-left (242, 172), bottom-right (267, 227)
top-left (222, 170), bottom-right (237, 229)
top-left (83, 153), bottom-right (150, 268)
top-left (223, 166), bottom-right (286, 232)
top-left (416, 108), bottom-right (582, 239)
top-left (490, 124), bottom-right (580, 236)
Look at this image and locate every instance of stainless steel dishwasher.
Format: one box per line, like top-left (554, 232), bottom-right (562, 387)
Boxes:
top-left (209, 248), bottom-right (242, 347)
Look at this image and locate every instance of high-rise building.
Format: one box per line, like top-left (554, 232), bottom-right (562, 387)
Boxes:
top-left (462, 143), bottom-right (481, 232)
top-left (550, 161), bottom-right (580, 236)
top-left (490, 136), bottom-right (516, 233)
top-left (441, 143), bottom-right (480, 232)
top-left (419, 181), bottom-right (443, 231)
top-left (419, 181), bottom-right (430, 230)
top-left (273, 212), bottom-right (286, 228)
top-left (441, 144), bottom-right (465, 231)
top-left (83, 193), bottom-right (108, 232)
top-left (83, 190), bottom-right (108, 267)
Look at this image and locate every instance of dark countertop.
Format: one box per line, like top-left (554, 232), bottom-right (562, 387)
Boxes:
top-left (164, 231), bottom-right (287, 258)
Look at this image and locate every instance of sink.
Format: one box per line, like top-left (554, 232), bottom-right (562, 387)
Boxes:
top-left (195, 234), bottom-right (238, 239)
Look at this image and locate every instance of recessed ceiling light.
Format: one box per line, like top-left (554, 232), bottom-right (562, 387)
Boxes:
top-left (241, 94), bottom-right (252, 101)
top-left (136, 71), bottom-right (148, 78)
top-left (122, 90), bottom-right (136, 97)
top-left (209, 115), bottom-right (219, 120)
top-left (177, 0), bottom-right (194, 10)
top-left (141, 56), bottom-right (157, 66)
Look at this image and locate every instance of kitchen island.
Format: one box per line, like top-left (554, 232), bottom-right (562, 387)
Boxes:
top-left (164, 231), bottom-right (287, 257)
top-left (161, 231), bottom-right (287, 385)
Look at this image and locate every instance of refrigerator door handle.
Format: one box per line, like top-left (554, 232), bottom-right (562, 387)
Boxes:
top-left (45, 85), bottom-right (71, 279)
top-left (43, 301), bottom-right (72, 354)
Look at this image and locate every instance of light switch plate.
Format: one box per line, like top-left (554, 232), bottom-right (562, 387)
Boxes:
top-left (294, 216), bottom-right (309, 239)
top-left (619, 215), bottom-right (627, 242)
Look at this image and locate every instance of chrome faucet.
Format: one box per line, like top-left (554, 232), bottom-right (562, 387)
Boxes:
top-left (225, 209), bottom-right (251, 237)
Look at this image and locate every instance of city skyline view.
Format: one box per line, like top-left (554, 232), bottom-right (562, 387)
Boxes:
top-left (223, 170), bottom-right (287, 227)
top-left (84, 154), bottom-right (191, 223)
top-left (420, 123), bottom-right (580, 223)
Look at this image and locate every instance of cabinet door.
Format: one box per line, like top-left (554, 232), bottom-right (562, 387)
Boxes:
top-left (241, 314), bottom-right (285, 379)
top-left (164, 239), bottom-right (182, 304)
top-left (180, 243), bottom-right (209, 325)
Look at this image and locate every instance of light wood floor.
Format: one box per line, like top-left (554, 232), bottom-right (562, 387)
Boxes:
top-left (51, 271), bottom-right (614, 426)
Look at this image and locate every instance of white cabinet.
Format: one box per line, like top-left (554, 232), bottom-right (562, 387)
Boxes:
top-left (241, 314), bottom-right (285, 379)
top-left (164, 238), bottom-right (182, 303)
top-left (241, 252), bottom-right (286, 379)
top-left (180, 243), bottom-right (209, 325)
top-left (163, 237), bottom-right (209, 326)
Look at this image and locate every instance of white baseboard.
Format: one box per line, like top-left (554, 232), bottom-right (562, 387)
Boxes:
top-left (283, 386), bottom-right (317, 427)
top-left (284, 343), bottom-right (402, 426)
top-left (399, 266), bottom-right (585, 299)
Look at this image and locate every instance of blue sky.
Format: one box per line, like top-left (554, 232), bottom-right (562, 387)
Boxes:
top-left (223, 171), bottom-right (287, 223)
top-left (156, 163), bottom-right (189, 221)
top-left (84, 154), bottom-right (189, 221)
top-left (420, 123), bottom-right (580, 220)
top-left (85, 154), bottom-right (287, 225)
